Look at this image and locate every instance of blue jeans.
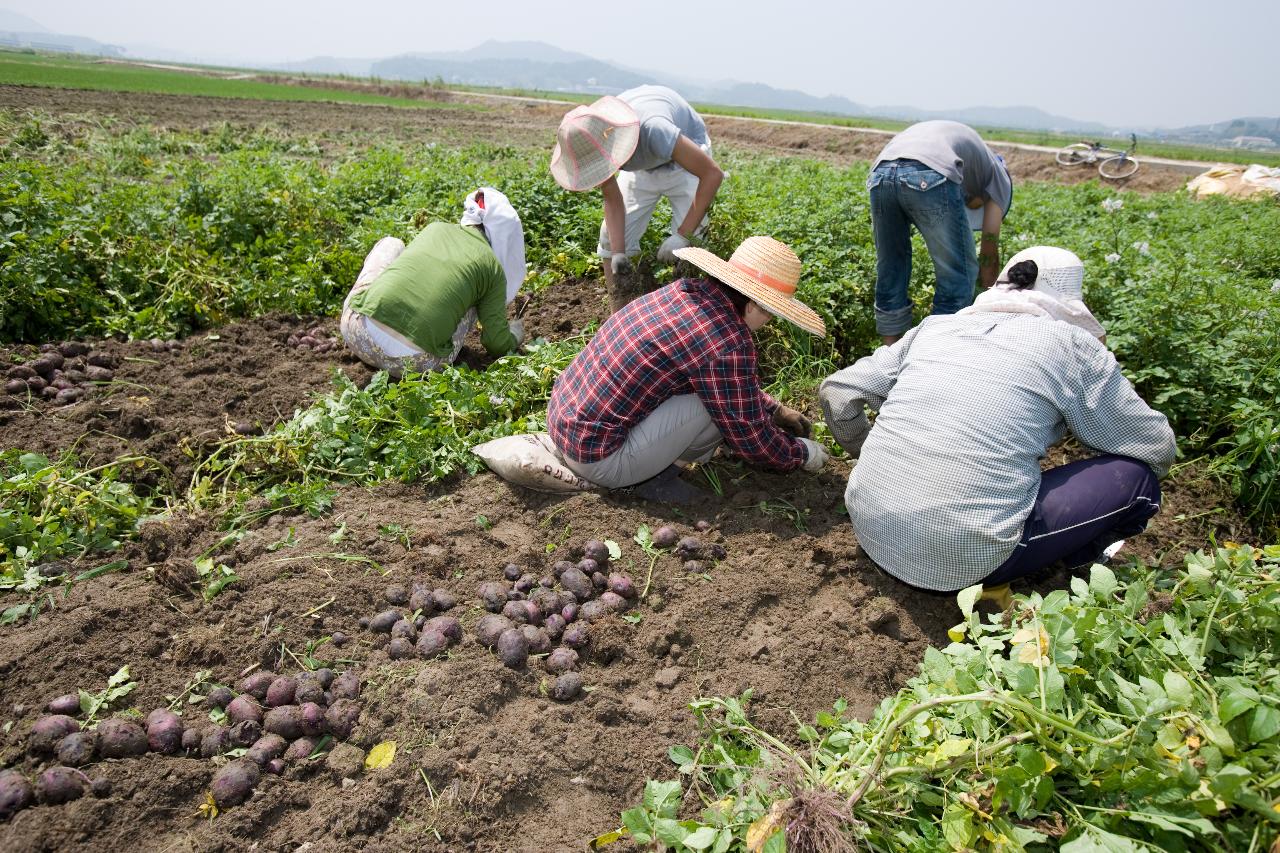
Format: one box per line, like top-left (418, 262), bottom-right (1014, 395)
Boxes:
top-left (868, 159), bottom-right (978, 337)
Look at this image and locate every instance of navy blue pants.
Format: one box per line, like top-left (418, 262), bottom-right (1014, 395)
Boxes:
top-left (983, 455), bottom-right (1162, 586)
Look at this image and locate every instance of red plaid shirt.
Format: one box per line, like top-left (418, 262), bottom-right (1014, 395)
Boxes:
top-left (548, 278), bottom-right (806, 471)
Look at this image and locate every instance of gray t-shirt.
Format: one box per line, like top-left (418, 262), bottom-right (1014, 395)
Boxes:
top-left (874, 120), bottom-right (1012, 220)
top-left (618, 85), bottom-right (709, 173)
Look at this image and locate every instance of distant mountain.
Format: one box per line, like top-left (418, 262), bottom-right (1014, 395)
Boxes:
top-left (415, 40), bottom-right (595, 65)
top-left (274, 55), bottom-right (377, 77)
top-left (0, 9), bottom-right (45, 31)
top-left (0, 7), bottom-right (121, 56)
top-left (1162, 116), bottom-right (1280, 149)
top-left (369, 54), bottom-right (651, 94)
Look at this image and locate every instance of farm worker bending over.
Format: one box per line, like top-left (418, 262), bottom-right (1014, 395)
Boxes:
top-left (869, 120), bottom-right (1013, 345)
top-left (547, 236), bottom-right (827, 503)
top-left (819, 247), bottom-right (1176, 593)
top-left (550, 85), bottom-right (724, 313)
top-left (340, 188), bottom-right (526, 377)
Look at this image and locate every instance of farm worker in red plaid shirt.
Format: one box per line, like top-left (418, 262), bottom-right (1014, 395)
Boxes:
top-left (548, 236), bottom-right (829, 503)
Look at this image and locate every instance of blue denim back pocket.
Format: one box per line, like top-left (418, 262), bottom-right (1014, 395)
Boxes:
top-left (866, 166), bottom-right (890, 191)
top-left (897, 168), bottom-right (947, 193)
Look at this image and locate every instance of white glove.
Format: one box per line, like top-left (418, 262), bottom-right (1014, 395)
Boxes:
top-left (656, 233), bottom-right (691, 263)
top-left (799, 438), bottom-right (828, 473)
top-left (610, 253), bottom-right (633, 276)
top-left (508, 318), bottom-right (525, 346)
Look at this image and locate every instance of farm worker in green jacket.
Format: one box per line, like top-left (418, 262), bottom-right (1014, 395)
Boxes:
top-left (550, 85), bottom-right (724, 313)
top-left (340, 188), bottom-right (526, 377)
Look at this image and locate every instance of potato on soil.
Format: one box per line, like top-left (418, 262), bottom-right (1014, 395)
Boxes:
top-left (579, 600), bottom-right (610, 622)
top-left (652, 526), bottom-right (680, 549)
top-left (226, 695), bottom-right (263, 725)
top-left (36, 766), bottom-right (84, 805)
top-left (146, 710), bottom-right (184, 754)
top-left (390, 619), bottom-right (417, 641)
top-left (211, 760), bottom-right (260, 808)
top-left (544, 613), bottom-right (566, 640)
top-left (265, 677), bottom-right (297, 708)
top-left (55, 731), bottom-right (97, 766)
top-left (387, 637), bottom-right (415, 659)
top-left (592, 571), bottom-right (608, 590)
top-left (474, 614), bottom-right (514, 649)
top-left (330, 631), bottom-right (350, 647)
top-left (90, 777), bottom-right (111, 798)
top-left (384, 584), bottom-right (408, 605)
top-left (329, 671), bottom-right (361, 700)
top-left (552, 560), bottom-right (575, 578)
top-left (325, 699), bottom-right (361, 740)
top-left (264, 706), bottom-right (304, 740)
top-left (408, 588), bottom-right (436, 614)
top-left (97, 718), bottom-right (148, 758)
top-left (503, 563), bottom-right (522, 581)
top-left (415, 628), bottom-right (450, 658)
top-left (578, 557), bottom-right (600, 576)
top-left (0, 769), bottom-right (34, 818)
top-left (46, 694), bottom-right (80, 716)
top-left (284, 737), bottom-right (318, 761)
top-left (477, 581), bottom-right (509, 612)
top-left (200, 726), bottom-right (230, 758)
top-left (514, 573), bottom-right (538, 593)
top-left (583, 540), bottom-right (611, 564)
top-left (4, 379), bottom-right (27, 395)
top-left (368, 609), bottom-right (402, 633)
top-left (502, 599), bottom-right (541, 626)
top-left (600, 591), bottom-right (629, 612)
top-left (265, 758), bottom-right (285, 775)
top-left (246, 734), bottom-right (287, 765)
top-left (424, 615), bottom-right (462, 643)
top-left (6, 364), bottom-right (36, 380)
top-left (562, 624), bottom-right (591, 649)
top-left (239, 672), bottom-right (274, 700)
top-left (181, 727), bottom-right (202, 753)
top-left (545, 647), bottom-right (579, 675)
top-left (522, 626), bottom-right (552, 655)
top-left (561, 603), bottom-right (580, 623)
top-left (607, 573), bottom-right (637, 598)
top-left (551, 672), bottom-right (584, 702)
top-left (229, 719), bottom-right (262, 747)
top-left (559, 567), bottom-right (594, 602)
top-left (299, 703), bottom-right (326, 737)
top-left (83, 365), bottom-right (113, 382)
top-left (496, 628), bottom-right (529, 669)
top-left (311, 668), bottom-right (335, 689)
top-left (29, 714), bottom-right (79, 753)
top-left (530, 588), bottom-right (561, 617)
top-left (293, 677), bottom-right (325, 706)
top-left (205, 686), bottom-right (234, 709)
top-left (430, 589), bottom-right (457, 611)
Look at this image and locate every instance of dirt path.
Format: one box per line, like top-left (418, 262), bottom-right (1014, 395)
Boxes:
top-left (1, 84), bottom-right (1197, 192)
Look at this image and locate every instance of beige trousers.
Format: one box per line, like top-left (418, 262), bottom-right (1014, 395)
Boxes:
top-left (563, 394), bottom-right (722, 488)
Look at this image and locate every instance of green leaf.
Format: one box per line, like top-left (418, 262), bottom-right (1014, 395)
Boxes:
top-left (957, 584), bottom-right (982, 617)
top-left (1248, 704), bottom-right (1280, 742)
top-left (682, 826), bottom-right (718, 850)
top-left (604, 539), bottom-right (621, 560)
top-left (1162, 671), bottom-right (1194, 706)
top-left (1088, 563), bottom-right (1118, 598)
top-left (653, 818), bottom-right (687, 846)
top-left (1219, 685), bottom-right (1260, 722)
top-left (941, 803), bottom-right (975, 849)
top-left (620, 807), bottom-right (652, 837)
top-left (1060, 826), bottom-right (1147, 852)
top-left (669, 745), bottom-right (695, 771)
top-left (761, 830), bottom-right (787, 853)
top-left (642, 780), bottom-right (681, 818)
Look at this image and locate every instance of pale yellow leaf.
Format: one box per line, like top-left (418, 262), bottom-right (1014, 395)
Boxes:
top-left (364, 740), bottom-right (397, 770)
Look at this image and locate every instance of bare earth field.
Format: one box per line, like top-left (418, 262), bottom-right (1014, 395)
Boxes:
top-left (0, 87), bottom-right (1245, 850)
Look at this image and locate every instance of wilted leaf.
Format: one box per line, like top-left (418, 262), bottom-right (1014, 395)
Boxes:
top-left (364, 740), bottom-right (396, 770)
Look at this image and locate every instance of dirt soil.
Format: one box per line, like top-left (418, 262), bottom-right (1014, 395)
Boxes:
top-left (0, 84), bottom-right (1195, 193)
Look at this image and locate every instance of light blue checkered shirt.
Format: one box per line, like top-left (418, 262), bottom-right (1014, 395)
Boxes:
top-left (819, 313), bottom-right (1177, 591)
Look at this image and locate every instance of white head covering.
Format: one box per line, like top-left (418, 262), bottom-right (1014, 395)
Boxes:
top-left (460, 187), bottom-right (527, 304)
top-left (959, 246), bottom-right (1106, 341)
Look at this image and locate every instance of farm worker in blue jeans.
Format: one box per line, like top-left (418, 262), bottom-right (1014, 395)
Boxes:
top-left (819, 246), bottom-right (1175, 594)
top-left (550, 85), bottom-right (724, 313)
top-left (869, 120), bottom-right (1013, 345)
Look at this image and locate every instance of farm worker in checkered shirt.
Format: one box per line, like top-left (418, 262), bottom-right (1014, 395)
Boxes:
top-left (868, 120), bottom-right (1013, 346)
top-left (547, 237), bottom-right (827, 503)
top-left (819, 247), bottom-right (1177, 593)
top-left (550, 85), bottom-right (724, 314)
top-left (339, 188), bottom-right (526, 378)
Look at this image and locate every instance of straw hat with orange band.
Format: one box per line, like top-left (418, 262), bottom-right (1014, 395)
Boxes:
top-left (673, 236), bottom-right (826, 337)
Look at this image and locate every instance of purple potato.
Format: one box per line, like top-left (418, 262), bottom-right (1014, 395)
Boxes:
top-left (552, 560), bottom-right (575, 579)
top-left (4, 379), bottom-right (26, 395)
top-left (369, 609), bottom-right (402, 633)
top-left (578, 558), bottom-right (600, 576)
top-left (325, 699), bottom-right (361, 740)
top-left (59, 342), bottom-right (90, 357)
top-left (390, 619), bottom-right (417, 641)
top-left (55, 731), bottom-right (97, 766)
top-left (607, 573), bottom-right (637, 598)
top-left (413, 614), bottom-right (426, 630)
top-left (299, 703), bottom-right (326, 737)
top-left (83, 365), bottom-right (113, 382)
top-left (708, 543), bottom-right (728, 561)
top-left (312, 668), bottom-right (334, 689)
top-left (522, 626), bottom-right (552, 655)
top-left (86, 353), bottom-right (114, 368)
top-left (408, 588), bottom-right (436, 614)
top-left (507, 588), bottom-right (523, 601)
top-left (388, 637), bottom-right (414, 660)
top-left (30, 353), bottom-right (63, 376)
top-left (551, 672), bottom-right (584, 702)
top-left (496, 628), bottom-right (529, 669)
top-left (562, 624), bottom-right (591, 650)
top-left (424, 615), bottom-right (462, 644)
top-left (146, 711), bottom-right (184, 755)
top-left (696, 519), bottom-right (712, 532)
top-left (265, 758), bottom-right (285, 775)
top-left (206, 686), bottom-right (234, 709)
top-left (676, 536), bottom-right (703, 556)
top-left (226, 695), bottom-right (263, 725)
top-left (357, 617), bottom-right (369, 629)
top-left (229, 719), bottom-right (262, 748)
top-left (384, 584), bottom-right (408, 605)
top-left (583, 540), bottom-right (611, 564)
top-left (293, 677), bottom-right (325, 706)
top-left (579, 600), bottom-right (610, 622)
top-left (514, 573), bottom-right (538, 593)
top-left (329, 671), bottom-right (361, 700)
top-left (477, 581), bottom-right (509, 612)
top-left (652, 526), bottom-right (680, 549)
top-left (6, 364), bottom-right (36, 380)
top-left (29, 714), bottom-right (79, 753)
top-left (211, 760), bottom-right (260, 808)
top-left (503, 563), bottom-right (522, 581)
top-left (544, 614), bottom-right (566, 640)
top-left (264, 706), bottom-right (304, 740)
top-left (600, 591), bottom-right (629, 612)
top-left (26, 377), bottom-right (46, 393)
top-left (284, 737), bottom-right (317, 761)
top-left (97, 718), bottom-right (148, 758)
top-left (200, 726), bottom-right (230, 758)
top-left (474, 614), bottom-right (514, 649)
top-left (561, 603), bottom-right (580, 623)
top-left (415, 629), bottom-right (450, 659)
top-left (683, 560), bottom-right (705, 573)
top-left (246, 734), bottom-right (287, 765)
top-left (502, 599), bottom-right (540, 626)
top-left (559, 567), bottom-right (594, 602)
top-left (530, 589), bottom-right (561, 617)
top-left (430, 589), bottom-right (456, 611)
top-left (36, 766), bottom-right (84, 805)
top-left (239, 672), bottom-right (274, 700)
top-left (0, 769), bottom-right (34, 818)
top-left (592, 571), bottom-right (608, 591)
top-left (545, 647), bottom-right (579, 675)
top-left (90, 777), bottom-right (111, 798)
top-left (560, 590), bottom-right (579, 606)
top-left (46, 694), bottom-right (80, 716)
top-left (181, 727), bottom-right (202, 753)
top-left (330, 631), bottom-right (349, 647)
top-left (41, 385), bottom-right (58, 399)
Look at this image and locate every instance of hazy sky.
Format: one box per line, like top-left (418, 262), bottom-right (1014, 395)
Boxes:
top-left (8, 0), bottom-right (1279, 127)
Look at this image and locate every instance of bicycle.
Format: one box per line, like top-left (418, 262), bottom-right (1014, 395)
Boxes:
top-left (1055, 133), bottom-right (1140, 179)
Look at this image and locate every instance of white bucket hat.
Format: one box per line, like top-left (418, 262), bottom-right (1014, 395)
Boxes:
top-left (674, 237), bottom-right (826, 337)
top-left (549, 96), bottom-right (641, 191)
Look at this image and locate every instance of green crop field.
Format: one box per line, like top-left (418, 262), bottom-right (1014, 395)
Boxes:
top-left (0, 89), bottom-right (1277, 851)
